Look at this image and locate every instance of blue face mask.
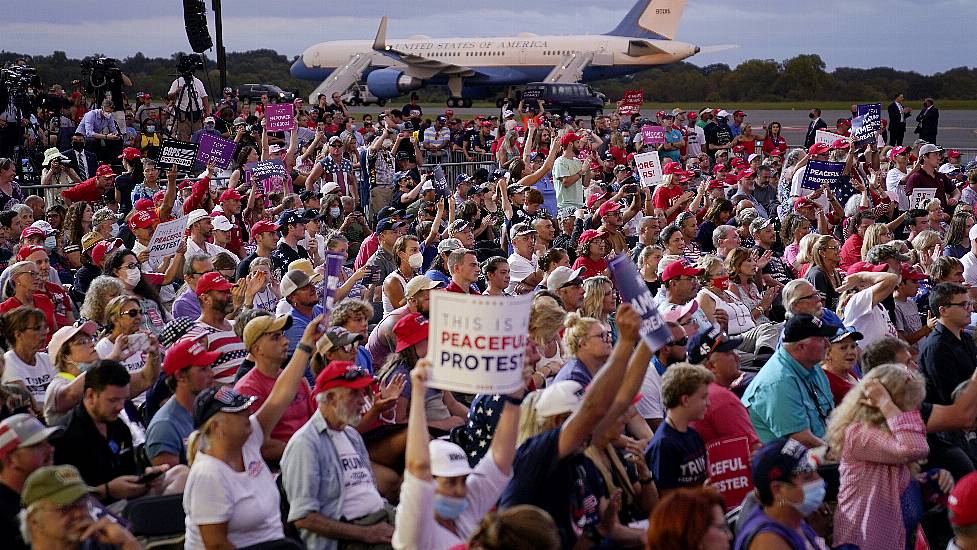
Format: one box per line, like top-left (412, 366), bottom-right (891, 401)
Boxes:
top-left (329, 207), bottom-right (341, 218)
top-left (43, 235), bottom-right (56, 253)
top-left (791, 478), bottom-right (826, 516)
top-left (432, 494), bottom-right (467, 519)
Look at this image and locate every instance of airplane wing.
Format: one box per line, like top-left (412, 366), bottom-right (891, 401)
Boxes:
top-left (372, 16), bottom-right (476, 79)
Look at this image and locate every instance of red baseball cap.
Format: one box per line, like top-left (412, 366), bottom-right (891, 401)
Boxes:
top-left (733, 110), bottom-right (747, 117)
top-left (312, 361), bottom-right (374, 396)
top-left (479, 120), bottom-right (493, 128)
top-left (118, 147), bottom-right (141, 161)
top-left (732, 144), bottom-right (746, 153)
top-left (949, 472), bottom-right (977, 526)
top-left (948, 149), bottom-right (962, 159)
top-left (661, 261), bottom-right (704, 282)
top-left (707, 179), bottom-right (725, 190)
top-left (712, 164), bottom-right (728, 175)
top-left (560, 132), bottom-right (582, 147)
top-left (152, 190), bottom-right (166, 203)
top-left (133, 198), bottom-right (155, 212)
top-left (738, 168), bottom-right (756, 179)
top-left (828, 138), bottom-right (849, 151)
top-left (220, 188), bottom-right (243, 202)
top-left (20, 227), bottom-right (44, 241)
top-left (662, 161), bottom-right (682, 175)
top-left (91, 238), bottom-right (123, 266)
top-left (722, 174), bottom-right (739, 186)
top-left (251, 220), bottom-right (280, 237)
top-left (15, 245), bottom-right (45, 261)
top-left (656, 110), bottom-right (666, 118)
top-left (889, 146), bottom-right (909, 160)
top-left (900, 263), bottom-right (927, 282)
top-left (95, 164), bottom-right (115, 177)
top-left (195, 272), bottom-right (235, 296)
top-left (845, 261), bottom-right (887, 277)
top-left (730, 157), bottom-right (748, 169)
top-left (578, 229), bottom-right (606, 246)
top-left (596, 200), bottom-right (622, 217)
top-left (808, 143), bottom-right (830, 156)
top-left (686, 111), bottom-right (697, 120)
top-left (767, 149), bottom-right (783, 157)
top-left (163, 337), bottom-right (220, 377)
top-left (394, 313), bottom-right (429, 352)
top-left (793, 197), bottom-right (817, 209)
top-left (586, 190), bottom-right (610, 209)
top-left (128, 210), bottom-right (158, 230)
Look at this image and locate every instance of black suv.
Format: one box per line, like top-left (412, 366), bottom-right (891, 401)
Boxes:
top-left (236, 83), bottom-right (295, 104)
top-left (519, 83), bottom-right (606, 118)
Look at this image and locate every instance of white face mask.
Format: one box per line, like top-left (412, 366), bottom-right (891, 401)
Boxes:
top-left (43, 235), bottom-right (56, 253)
top-left (123, 267), bottom-right (141, 287)
top-left (407, 252), bottom-right (423, 270)
top-left (109, 224), bottom-right (120, 238)
top-left (329, 207), bottom-right (341, 218)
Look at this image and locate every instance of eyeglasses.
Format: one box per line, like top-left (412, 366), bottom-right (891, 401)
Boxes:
top-left (588, 331), bottom-right (612, 343)
top-left (329, 365), bottom-right (370, 382)
top-left (122, 262), bottom-right (139, 270)
top-left (192, 269), bottom-right (216, 276)
top-left (670, 336), bottom-right (689, 347)
top-left (119, 308), bottom-right (143, 318)
top-left (947, 301), bottom-right (973, 310)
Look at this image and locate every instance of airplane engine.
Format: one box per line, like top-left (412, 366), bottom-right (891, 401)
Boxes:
top-left (366, 69), bottom-right (423, 98)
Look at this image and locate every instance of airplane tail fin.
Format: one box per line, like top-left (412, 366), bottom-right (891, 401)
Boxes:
top-left (605, 0), bottom-right (687, 40)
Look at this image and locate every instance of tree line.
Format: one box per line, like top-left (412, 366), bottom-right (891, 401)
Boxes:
top-left (2, 49), bottom-right (974, 104)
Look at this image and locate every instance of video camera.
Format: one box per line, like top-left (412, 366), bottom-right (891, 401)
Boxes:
top-left (80, 56), bottom-right (120, 89)
top-left (176, 53), bottom-right (205, 76)
top-left (0, 63), bottom-right (41, 110)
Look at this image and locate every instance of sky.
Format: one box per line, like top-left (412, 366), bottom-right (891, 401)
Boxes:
top-left (1, 0), bottom-right (971, 74)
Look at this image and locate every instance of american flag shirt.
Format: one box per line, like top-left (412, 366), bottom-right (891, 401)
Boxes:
top-left (185, 322), bottom-right (247, 384)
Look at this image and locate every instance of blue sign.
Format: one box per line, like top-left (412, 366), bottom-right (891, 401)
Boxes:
top-left (432, 165), bottom-right (449, 197)
top-left (608, 254), bottom-right (672, 352)
top-left (320, 253), bottom-right (344, 313)
top-left (852, 103), bottom-right (881, 146)
top-left (800, 159), bottom-right (845, 191)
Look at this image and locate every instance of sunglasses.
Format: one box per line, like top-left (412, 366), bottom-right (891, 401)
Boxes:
top-left (119, 308), bottom-right (143, 318)
top-left (671, 336), bottom-right (689, 347)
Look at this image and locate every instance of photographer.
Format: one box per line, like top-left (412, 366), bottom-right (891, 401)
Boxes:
top-left (166, 56), bottom-right (210, 141)
top-left (87, 59), bottom-right (131, 134)
top-left (0, 68), bottom-right (27, 158)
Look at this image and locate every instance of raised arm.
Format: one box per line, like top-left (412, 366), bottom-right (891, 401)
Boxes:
top-left (254, 313), bottom-right (324, 436)
top-left (405, 362), bottom-right (433, 481)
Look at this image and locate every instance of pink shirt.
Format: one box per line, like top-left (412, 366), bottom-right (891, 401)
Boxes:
top-left (234, 367), bottom-right (314, 443)
top-left (690, 383), bottom-right (761, 452)
top-left (833, 410), bottom-right (929, 550)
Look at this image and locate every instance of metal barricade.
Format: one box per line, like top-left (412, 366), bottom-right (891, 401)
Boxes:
top-left (420, 151), bottom-right (497, 185)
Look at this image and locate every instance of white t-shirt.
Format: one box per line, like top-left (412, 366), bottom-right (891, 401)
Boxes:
top-left (506, 252), bottom-right (537, 294)
top-left (392, 455), bottom-right (510, 550)
top-left (842, 286), bottom-right (898, 350)
top-left (2, 351), bottom-right (56, 408)
top-left (790, 166), bottom-right (829, 210)
top-left (299, 234), bottom-right (326, 262)
top-left (327, 428), bottom-right (385, 520)
top-left (167, 76), bottom-right (208, 112)
top-left (885, 167), bottom-right (910, 210)
top-left (962, 252), bottom-right (977, 287)
top-left (95, 337), bottom-right (148, 405)
top-left (183, 415), bottom-right (283, 550)
top-left (636, 364), bottom-right (664, 420)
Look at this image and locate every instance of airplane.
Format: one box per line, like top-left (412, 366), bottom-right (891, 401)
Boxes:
top-left (290, 0), bottom-right (701, 107)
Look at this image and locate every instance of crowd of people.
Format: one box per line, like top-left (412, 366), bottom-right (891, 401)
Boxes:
top-left (1, 69), bottom-right (977, 550)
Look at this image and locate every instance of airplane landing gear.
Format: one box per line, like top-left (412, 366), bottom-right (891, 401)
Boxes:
top-left (446, 97), bottom-right (472, 108)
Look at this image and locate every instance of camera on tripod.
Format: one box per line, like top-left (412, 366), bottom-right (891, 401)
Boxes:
top-left (80, 57), bottom-right (120, 89)
top-left (177, 53), bottom-right (205, 76)
top-left (0, 64), bottom-right (40, 109)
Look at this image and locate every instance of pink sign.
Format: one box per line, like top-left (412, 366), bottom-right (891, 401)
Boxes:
top-left (706, 436), bottom-right (754, 511)
top-left (641, 125), bottom-right (666, 145)
top-left (264, 103), bottom-right (295, 132)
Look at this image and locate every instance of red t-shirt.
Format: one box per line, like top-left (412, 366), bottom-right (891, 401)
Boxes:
top-left (689, 383), bottom-right (761, 452)
top-left (0, 294), bottom-right (58, 345)
top-left (838, 233), bottom-right (863, 272)
top-left (234, 367), bottom-right (314, 443)
top-left (42, 281), bottom-right (73, 329)
top-left (652, 184), bottom-right (685, 222)
top-left (824, 369), bottom-right (857, 406)
top-left (60, 178), bottom-right (103, 203)
top-left (445, 281), bottom-right (472, 294)
top-left (572, 256), bottom-right (608, 280)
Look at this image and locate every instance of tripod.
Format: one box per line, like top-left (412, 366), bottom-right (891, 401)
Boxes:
top-left (167, 73), bottom-right (203, 141)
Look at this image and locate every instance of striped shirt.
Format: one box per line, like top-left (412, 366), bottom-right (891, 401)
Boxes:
top-left (186, 322), bottom-right (247, 384)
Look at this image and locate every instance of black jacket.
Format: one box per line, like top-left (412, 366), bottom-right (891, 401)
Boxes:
top-left (804, 118), bottom-right (828, 148)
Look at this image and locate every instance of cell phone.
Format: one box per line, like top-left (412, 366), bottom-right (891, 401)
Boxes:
top-left (624, 184), bottom-right (639, 194)
top-left (136, 470), bottom-right (164, 484)
top-left (127, 333), bottom-right (149, 354)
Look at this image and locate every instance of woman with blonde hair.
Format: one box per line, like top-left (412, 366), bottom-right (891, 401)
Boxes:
top-left (553, 311), bottom-right (613, 387)
top-left (911, 229), bottom-right (943, 274)
top-left (860, 223), bottom-right (893, 260)
top-left (803, 234), bottom-right (844, 311)
top-left (827, 364), bottom-right (934, 550)
top-left (726, 248), bottom-right (780, 325)
top-left (780, 213), bottom-right (812, 269)
top-left (580, 276), bottom-right (617, 343)
top-left (942, 211), bottom-right (974, 258)
top-left (528, 296), bottom-right (568, 388)
top-left (79, 275), bottom-right (125, 326)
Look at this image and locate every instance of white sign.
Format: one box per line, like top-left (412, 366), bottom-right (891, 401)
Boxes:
top-left (427, 291), bottom-right (532, 394)
top-left (146, 215), bottom-right (188, 262)
top-left (634, 151), bottom-right (663, 187)
top-left (815, 130), bottom-right (845, 146)
top-left (909, 188), bottom-right (937, 210)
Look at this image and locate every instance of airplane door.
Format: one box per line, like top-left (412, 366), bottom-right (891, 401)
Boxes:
top-left (520, 47), bottom-right (527, 64)
top-left (594, 42), bottom-right (613, 65)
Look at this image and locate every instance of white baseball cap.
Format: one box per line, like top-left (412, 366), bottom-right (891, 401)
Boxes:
top-left (534, 380), bottom-right (584, 418)
top-left (546, 266), bottom-right (584, 292)
top-left (429, 439), bottom-right (473, 477)
top-left (211, 215), bottom-right (233, 231)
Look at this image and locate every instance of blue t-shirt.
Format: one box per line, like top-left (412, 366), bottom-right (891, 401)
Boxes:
top-left (144, 396), bottom-right (193, 464)
top-left (552, 357), bottom-right (593, 387)
top-left (645, 421), bottom-right (707, 492)
top-left (662, 128), bottom-right (684, 163)
top-left (424, 269), bottom-right (450, 286)
top-left (284, 305), bottom-right (325, 356)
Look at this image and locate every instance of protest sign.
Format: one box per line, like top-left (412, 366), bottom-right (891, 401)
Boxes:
top-left (608, 254), bottom-right (672, 352)
top-left (245, 160), bottom-right (287, 184)
top-left (156, 139), bottom-right (198, 172)
top-left (196, 133), bottom-right (237, 169)
top-left (432, 165), bottom-right (449, 196)
top-left (264, 103), bottom-right (295, 132)
top-left (520, 87), bottom-right (542, 110)
top-left (633, 151), bottom-right (663, 187)
top-left (815, 130), bottom-right (845, 146)
top-left (909, 188), bottom-right (937, 210)
top-left (800, 159), bottom-right (845, 190)
top-left (427, 292), bottom-right (531, 395)
top-left (320, 253), bottom-right (344, 314)
top-left (641, 125), bottom-right (666, 145)
top-left (146, 215), bottom-right (188, 262)
top-left (851, 103), bottom-right (882, 146)
top-left (618, 89), bottom-right (643, 116)
top-left (706, 437), bottom-right (754, 511)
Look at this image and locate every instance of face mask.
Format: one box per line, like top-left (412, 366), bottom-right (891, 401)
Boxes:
top-left (329, 207), bottom-right (341, 218)
top-left (43, 235), bottom-right (56, 253)
top-left (123, 267), bottom-right (141, 287)
top-left (408, 252), bottom-right (423, 270)
top-left (205, 123), bottom-right (215, 130)
top-left (71, 142), bottom-right (85, 151)
top-left (809, 112), bottom-right (816, 119)
top-left (433, 494), bottom-right (468, 519)
top-left (711, 275), bottom-right (729, 290)
top-left (145, 126), bottom-right (155, 134)
top-left (791, 478), bottom-right (826, 516)
top-left (110, 224), bottom-right (120, 238)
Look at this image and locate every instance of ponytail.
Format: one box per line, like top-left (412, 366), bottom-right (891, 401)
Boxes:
top-left (516, 390), bottom-right (543, 446)
top-left (186, 416), bottom-right (215, 466)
